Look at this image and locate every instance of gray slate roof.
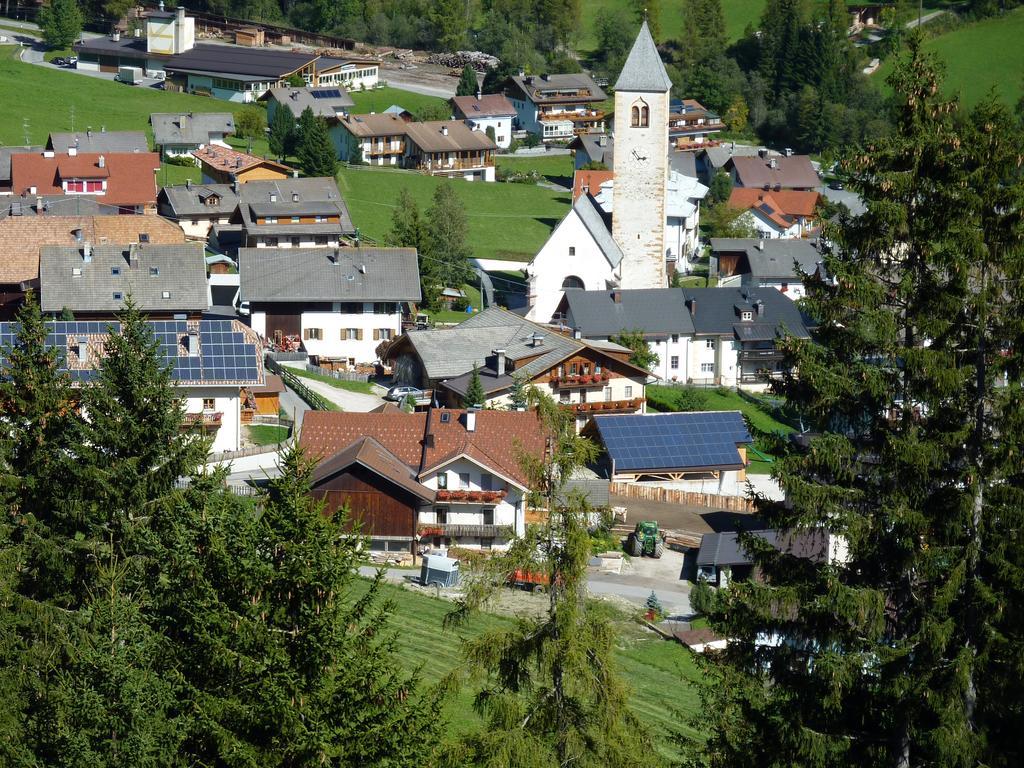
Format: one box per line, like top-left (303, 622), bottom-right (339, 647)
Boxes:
top-left (239, 247), bottom-right (420, 303)
top-left (39, 243), bottom-right (208, 314)
top-left (48, 131), bottom-right (149, 154)
top-left (614, 20), bottom-right (672, 92)
top-left (670, 150), bottom-right (697, 179)
top-left (507, 73), bottom-right (606, 105)
top-left (150, 112), bottom-right (236, 147)
top-left (562, 288), bottom-right (695, 337)
top-left (237, 178), bottom-right (354, 235)
top-left (710, 238), bottom-right (825, 281)
top-left (697, 531), bottom-right (777, 567)
top-left (700, 144), bottom-right (774, 172)
top-left (266, 87), bottom-right (354, 119)
top-left (401, 306), bottom-right (630, 382)
top-left (569, 132), bottom-right (614, 170)
top-left (573, 193), bottom-right (623, 268)
top-left (562, 286), bottom-right (810, 341)
top-left (158, 183), bottom-right (239, 217)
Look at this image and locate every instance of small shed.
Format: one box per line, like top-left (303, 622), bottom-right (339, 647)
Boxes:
top-left (241, 373), bottom-right (285, 422)
top-left (234, 27), bottom-right (266, 47)
top-left (420, 554), bottom-right (460, 588)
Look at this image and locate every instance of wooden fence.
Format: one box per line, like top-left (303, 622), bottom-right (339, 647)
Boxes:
top-left (609, 482), bottom-right (755, 512)
top-left (265, 356), bottom-right (334, 411)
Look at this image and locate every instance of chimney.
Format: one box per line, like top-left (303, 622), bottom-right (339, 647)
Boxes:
top-left (441, 125), bottom-right (448, 136)
top-left (757, 239), bottom-right (765, 251)
top-left (177, 6), bottom-right (186, 23)
top-left (112, 31), bottom-right (120, 41)
top-left (541, 73), bottom-right (549, 81)
top-left (43, 150), bottom-right (55, 158)
top-left (476, 89), bottom-right (481, 100)
top-left (598, 134), bottom-right (607, 147)
top-left (87, 128), bottom-right (92, 138)
top-left (530, 333), bottom-right (544, 347)
top-left (128, 243), bottom-right (140, 268)
top-left (185, 178), bottom-right (191, 190)
top-left (292, 191), bottom-right (299, 202)
top-left (688, 298), bottom-right (696, 317)
top-left (328, 249), bottom-right (339, 264)
top-left (493, 348), bottom-right (506, 376)
top-left (758, 148), bottom-right (767, 159)
top-left (270, 192), bottom-right (277, 202)
top-left (292, 170), bottom-right (299, 179)
top-left (769, 158), bottom-right (777, 169)
top-left (611, 290), bottom-right (622, 303)
top-left (72, 228), bottom-right (83, 242)
top-left (82, 242), bottom-right (92, 263)
top-left (35, 195), bottom-right (42, 213)
top-left (465, 407), bottom-right (477, 431)
top-left (755, 299), bottom-right (764, 317)
top-left (572, 327), bottom-right (581, 340)
top-left (98, 155), bottom-right (105, 168)
top-left (358, 263), bottom-right (366, 274)
top-left (134, 27), bottom-right (141, 38)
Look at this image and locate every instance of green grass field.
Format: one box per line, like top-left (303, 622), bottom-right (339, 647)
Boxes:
top-left (873, 7), bottom-right (1024, 108)
top-left (578, 0), bottom-right (765, 50)
top-left (336, 165), bottom-right (569, 261)
top-left (244, 424), bottom-right (290, 445)
top-left (355, 579), bottom-right (702, 759)
top-left (496, 153), bottom-right (575, 186)
top-left (348, 86), bottom-right (447, 115)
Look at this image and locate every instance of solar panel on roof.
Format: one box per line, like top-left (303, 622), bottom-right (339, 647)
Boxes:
top-left (595, 412), bottom-right (752, 473)
top-left (311, 88), bottom-right (342, 99)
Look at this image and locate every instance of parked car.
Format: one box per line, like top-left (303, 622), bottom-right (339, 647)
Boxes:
top-left (67, 56), bottom-right (77, 66)
top-left (828, 180), bottom-right (845, 190)
top-left (385, 385), bottom-right (424, 402)
top-left (51, 56), bottom-right (67, 67)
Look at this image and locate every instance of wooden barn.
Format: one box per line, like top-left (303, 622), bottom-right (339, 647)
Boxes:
top-left (310, 435), bottom-right (435, 563)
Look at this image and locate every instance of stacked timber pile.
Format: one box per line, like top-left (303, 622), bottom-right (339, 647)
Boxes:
top-left (426, 50), bottom-right (500, 71)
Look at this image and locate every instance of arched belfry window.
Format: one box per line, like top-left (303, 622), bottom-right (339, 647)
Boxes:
top-left (631, 99), bottom-right (649, 128)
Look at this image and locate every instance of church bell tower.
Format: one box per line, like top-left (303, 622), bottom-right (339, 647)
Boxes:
top-left (611, 20), bottom-right (672, 289)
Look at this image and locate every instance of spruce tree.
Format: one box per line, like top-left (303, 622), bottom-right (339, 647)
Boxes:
top-left (387, 188), bottom-right (436, 308)
top-left (456, 64), bottom-right (479, 97)
top-left (463, 362), bottom-right (485, 408)
top-left (39, 0), bottom-right (83, 49)
top-left (507, 373), bottom-right (531, 410)
top-left (269, 103), bottom-right (297, 160)
top-left (426, 183), bottom-right (473, 290)
top-left (692, 37), bottom-right (1024, 768)
top-left (297, 112), bottom-right (338, 178)
top-left (148, 451), bottom-right (444, 765)
top-left (441, 394), bottom-right (657, 768)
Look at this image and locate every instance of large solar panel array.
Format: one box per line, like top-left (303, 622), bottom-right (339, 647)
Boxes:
top-left (0, 320), bottom-right (261, 386)
top-left (594, 412), bottom-right (752, 472)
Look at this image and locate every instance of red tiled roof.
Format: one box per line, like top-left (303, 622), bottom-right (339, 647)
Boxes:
top-left (299, 408), bottom-right (547, 489)
top-left (572, 169), bottom-right (614, 201)
top-left (192, 145), bottom-right (293, 176)
top-left (10, 152), bottom-right (160, 207)
top-left (300, 411), bottom-right (427, 467)
top-left (728, 188), bottom-right (819, 217)
top-left (451, 93), bottom-right (517, 119)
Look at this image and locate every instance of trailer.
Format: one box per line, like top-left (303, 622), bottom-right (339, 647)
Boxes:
top-left (419, 554), bottom-right (460, 588)
top-left (115, 66), bottom-right (144, 85)
top-left (509, 568), bottom-right (550, 593)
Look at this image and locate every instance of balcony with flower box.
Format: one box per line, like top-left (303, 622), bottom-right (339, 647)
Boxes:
top-left (435, 489), bottom-right (507, 504)
top-left (549, 372), bottom-right (612, 389)
top-left (567, 398), bottom-right (644, 415)
top-left (182, 411), bottom-right (223, 428)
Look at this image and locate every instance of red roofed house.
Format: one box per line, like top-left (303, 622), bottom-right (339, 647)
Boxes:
top-left (572, 169), bottom-right (615, 201)
top-left (10, 149), bottom-right (162, 214)
top-left (451, 92), bottom-right (517, 149)
top-left (300, 408), bottom-right (546, 560)
top-left (728, 188), bottom-right (820, 239)
top-left (192, 144), bottom-right (294, 185)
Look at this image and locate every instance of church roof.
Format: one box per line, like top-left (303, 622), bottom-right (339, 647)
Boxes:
top-left (574, 193), bottom-right (623, 269)
top-left (614, 20), bottom-right (672, 93)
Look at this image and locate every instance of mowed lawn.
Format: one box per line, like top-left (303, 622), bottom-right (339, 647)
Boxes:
top-left (353, 579), bottom-right (703, 760)
top-left (578, 0), bottom-right (765, 50)
top-left (873, 7), bottom-right (1024, 107)
top-left (348, 85), bottom-right (447, 115)
top-left (336, 165), bottom-right (569, 261)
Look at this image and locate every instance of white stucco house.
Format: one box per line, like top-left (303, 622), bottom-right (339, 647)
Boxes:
top-left (451, 93), bottom-right (518, 149)
top-left (239, 246), bottom-right (420, 367)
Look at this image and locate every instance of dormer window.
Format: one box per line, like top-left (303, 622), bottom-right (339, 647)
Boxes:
top-left (741, 310), bottom-right (753, 321)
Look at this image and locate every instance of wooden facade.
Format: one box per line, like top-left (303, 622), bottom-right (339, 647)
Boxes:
top-left (311, 464), bottom-right (421, 555)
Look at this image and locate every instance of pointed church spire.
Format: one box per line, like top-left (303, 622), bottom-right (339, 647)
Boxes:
top-left (614, 20), bottom-right (672, 93)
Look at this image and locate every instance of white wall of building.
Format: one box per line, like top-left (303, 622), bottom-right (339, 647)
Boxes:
top-left (462, 115), bottom-right (513, 149)
top-left (317, 65), bottom-right (379, 90)
top-left (182, 386), bottom-right (242, 453)
top-left (251, 233), bottom-right (343, 248)
top-left (251, 303), bottom-right (401, 363)
top-left (419, 457), bottom-right (526, 549)
top-left (525, 208), bottom-right (619, 323)
top-left (718, 273), bottom-right (807, 301)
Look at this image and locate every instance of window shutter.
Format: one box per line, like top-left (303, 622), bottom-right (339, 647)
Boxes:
top-left (356, 328), bottom-right (363, 340)
top-left (373, 329), bottom-right (379, 341)
top-left (303, 328), bottom-right (310, 340)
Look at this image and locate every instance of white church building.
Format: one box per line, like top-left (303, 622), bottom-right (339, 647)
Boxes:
top-left (525, 21), bottom-right (678, 323)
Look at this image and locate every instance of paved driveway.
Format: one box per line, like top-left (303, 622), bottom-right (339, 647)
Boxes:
top-left (296, 376), bottom-right (387, 412)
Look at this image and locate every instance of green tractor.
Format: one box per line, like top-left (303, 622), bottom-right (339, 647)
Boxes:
top-left (626, 520), bottom-right (665, 558)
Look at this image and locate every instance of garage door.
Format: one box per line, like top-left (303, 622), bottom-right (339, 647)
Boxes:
top-left (99, 56), bottom-right (118, 73)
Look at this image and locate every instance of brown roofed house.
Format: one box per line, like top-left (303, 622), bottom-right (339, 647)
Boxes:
top-left (727, 153), bottom-right (820, 191)
top-left (192, 145), bottom-right (294, 185)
